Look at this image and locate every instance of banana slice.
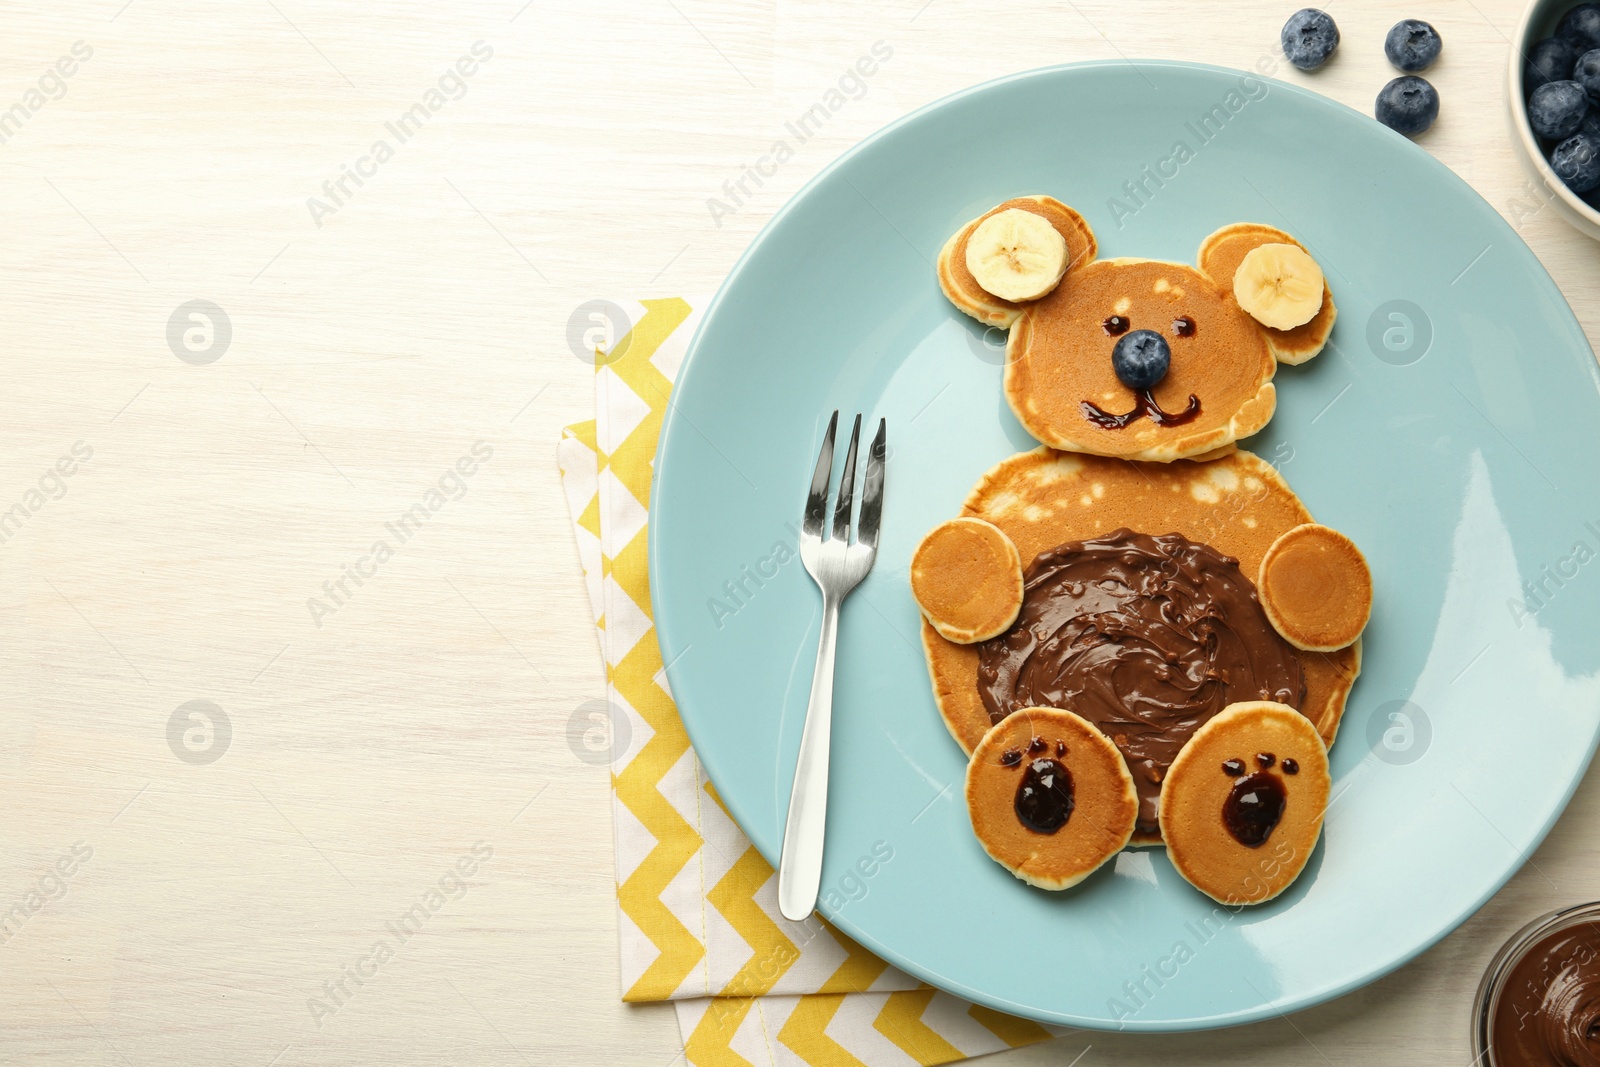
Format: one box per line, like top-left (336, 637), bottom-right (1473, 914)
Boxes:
top-left (964, 208), bottom-right (1068, 303)
top-left (1232, 242), bottom-right (1325, 330)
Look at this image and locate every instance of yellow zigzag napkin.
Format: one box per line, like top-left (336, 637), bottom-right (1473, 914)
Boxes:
top-left (556, 297), bottom-right (1066, 1065)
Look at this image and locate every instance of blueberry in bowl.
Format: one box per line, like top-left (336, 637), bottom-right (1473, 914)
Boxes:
top-left (1529, 79), bottom-right (1590, 138)
top-left (1553, 132), bottom-right (1600, 191)
top-left (1527, 36), bottom-right (1580, 89)
top-left (1575, 48), bottom-right (1600, 98)
top-left (1560, 1), bottom-right (1600, 50)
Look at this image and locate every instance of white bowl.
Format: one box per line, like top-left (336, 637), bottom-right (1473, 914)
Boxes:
top-left (1509, 0), bottom-right (1600, 239)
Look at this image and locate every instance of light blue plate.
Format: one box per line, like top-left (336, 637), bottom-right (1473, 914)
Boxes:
top-left (650, 61), bottom-right (1600, 1031)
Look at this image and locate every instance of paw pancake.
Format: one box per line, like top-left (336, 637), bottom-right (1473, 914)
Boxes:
top-left (1160, 701), bottom-right (1329, 905)
top-left (1258, 523), bottom-right (1372, 651)
top-left (911, 518), bottom-right (1024, 644)
top-left (965, 707), bottom-right (1138, 890)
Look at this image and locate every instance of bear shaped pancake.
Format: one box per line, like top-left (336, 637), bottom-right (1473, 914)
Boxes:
top-left (918, 198), bottom-right (1370, 896)
top-left (937, 199), bottom-right (1336, 463)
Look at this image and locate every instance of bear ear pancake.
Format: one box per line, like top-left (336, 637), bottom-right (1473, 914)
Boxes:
top-left (937, 196), bottom-right (1097, 327)
top-left (1197, 223), bottom-right (1336, 366)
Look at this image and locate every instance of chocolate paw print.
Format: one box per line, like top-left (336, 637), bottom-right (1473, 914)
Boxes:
top-left (964, 707), bottom-right (1137, 890)
top-left (1219, 751), bottom-right (1298, 847)
top-left (1160, 701), bottom-right (1331, 905)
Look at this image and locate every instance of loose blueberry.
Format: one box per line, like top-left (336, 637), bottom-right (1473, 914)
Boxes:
top-left (1385, 19), bottom-right (1441, 72)
top-left (1529, 80), bottom-right (1590, 139)
top-left (1577, 48), bottom-right (1600, 99)
top-left (1111, 330), bottom-right (1171, 391)
top-left (1560, 2), bottom-right (1600, 52)
top-left (1281, 9), bottom-right (1340, 71)
top-left (1528, 36), bottom-right (1580, 91)
top-left (1554, 132), bottom-right (1600, 192)
top-left (1376, 75), bottom-right (1440, 136)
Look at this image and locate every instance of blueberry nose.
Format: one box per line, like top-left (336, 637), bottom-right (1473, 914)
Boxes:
top-left (1111, 329), bottom-right (1171, 391)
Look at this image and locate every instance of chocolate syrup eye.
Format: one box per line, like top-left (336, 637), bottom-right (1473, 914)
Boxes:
top-left (1103, 315), bottom-right (1130, 336)
top-left (1222, 758), bottom-right (1245, 777)
top-left (1000, 749), bottom-right (1022, 767)
top-left (1173, 316), bottom-right (1196, 337)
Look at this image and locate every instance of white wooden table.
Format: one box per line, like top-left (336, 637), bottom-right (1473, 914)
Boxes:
top-left (1, 1), bottom-right (1595, 1063)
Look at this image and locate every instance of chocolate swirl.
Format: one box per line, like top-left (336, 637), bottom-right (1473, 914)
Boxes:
top-left (976, 529), bottom-right (1305, 834)
top-left (1494, 927), bottom-right (1600, 1067)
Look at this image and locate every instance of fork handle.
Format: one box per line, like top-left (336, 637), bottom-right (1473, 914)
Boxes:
top-left (778, 594), bottom-right (840, 922)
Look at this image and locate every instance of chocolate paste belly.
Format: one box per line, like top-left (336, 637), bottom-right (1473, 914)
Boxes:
top-left (977, 529), bottom-right (1305, 835)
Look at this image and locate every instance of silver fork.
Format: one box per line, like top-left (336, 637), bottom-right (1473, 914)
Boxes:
top-left (778, 411), bottom-right (886, 922)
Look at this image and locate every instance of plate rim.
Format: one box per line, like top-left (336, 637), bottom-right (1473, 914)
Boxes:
top-left (649, 57), bottom-right (1600, 1031)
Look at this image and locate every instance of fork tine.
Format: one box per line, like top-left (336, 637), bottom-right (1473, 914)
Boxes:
top-left (832, 414), bottom-right (862, 543)
top-left (803, 411), bottom-right (837, 539)
top-left (856, 419), bottom-right (886, 550)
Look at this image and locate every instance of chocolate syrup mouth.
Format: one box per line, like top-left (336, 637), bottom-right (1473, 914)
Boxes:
top-left (1080, 390), bottom-right (1201, 429)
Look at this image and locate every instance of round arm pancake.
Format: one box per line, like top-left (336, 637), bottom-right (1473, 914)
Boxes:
top-left (911, 517), bottom-right (1024, 644)
top-left (1257, 523), bottom-right (1373, 651)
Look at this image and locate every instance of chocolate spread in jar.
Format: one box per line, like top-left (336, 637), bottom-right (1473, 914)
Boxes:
top-left (976, 529), bottom-right (1305, 835)
top-left (1493, 925), bottom-right (1600, 1066)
